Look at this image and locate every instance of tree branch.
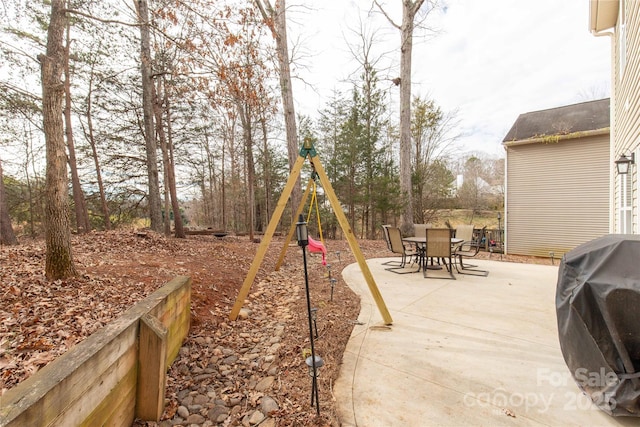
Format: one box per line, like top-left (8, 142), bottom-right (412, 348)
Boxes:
top-left (412, 0), bottom-right (427, 16)
top-left (372, 0), bottom-right (400, 29)
top-left (0, 81), bottom-right (41, 103)
top-left (252, 0), bottom-right (277, 38)
top-left (62, 8), bottom-right (140, 27)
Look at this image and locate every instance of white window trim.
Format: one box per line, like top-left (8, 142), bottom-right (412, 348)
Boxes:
top-left (636, 148), bottom-right (640, 234)
top-left (619, 172), bottom-right (632, 233)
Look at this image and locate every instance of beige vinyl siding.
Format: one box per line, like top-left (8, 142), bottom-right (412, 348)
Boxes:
top-left (613, 0), bottom-right (640, 233)
top-left (506, 134), bottom-right (610, 257)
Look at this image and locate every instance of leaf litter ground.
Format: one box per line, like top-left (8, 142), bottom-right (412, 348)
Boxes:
top-left (0, 230), bottom-right (546, 426)
top-left (0, 230), bottom-right (391, 426)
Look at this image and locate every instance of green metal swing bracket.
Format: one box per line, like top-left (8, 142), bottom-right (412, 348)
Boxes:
top-left (299, 137), bottom-right (317, 158)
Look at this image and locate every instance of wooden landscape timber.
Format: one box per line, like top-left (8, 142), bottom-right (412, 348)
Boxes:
top-left (0, 276), bottom-right (191, 427)
top-left (183, 229), bottom-right (228, 237)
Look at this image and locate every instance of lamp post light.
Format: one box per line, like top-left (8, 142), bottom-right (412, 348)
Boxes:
top-left (326, 263), bottom-right (331, 280)
top-left (306, 355), bottom-right (325, 375)
top-left (335, 251), bottom-right (341, 262)
top-left (330, 278), bottom-right (337, 302)
top-left (311, 307), bottom-right (319, 339)
top-left (296, 214), bottom-right (321, 415)
top-left (306, 354), bottom-right (324, 410)
top-left (296, 214), bottom-right (309, 247)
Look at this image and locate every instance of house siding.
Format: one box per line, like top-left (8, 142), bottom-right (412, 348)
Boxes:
top-left (612, 0), bottom-right (640, 233)
top-left (505, 134), bottom-right (610, 257)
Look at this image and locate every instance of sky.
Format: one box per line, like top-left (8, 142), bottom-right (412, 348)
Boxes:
top-left (287, 0), bottom-right (612, 157)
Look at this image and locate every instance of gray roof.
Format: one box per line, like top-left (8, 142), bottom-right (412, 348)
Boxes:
top-left (502, 98), bottom-right (610, 143)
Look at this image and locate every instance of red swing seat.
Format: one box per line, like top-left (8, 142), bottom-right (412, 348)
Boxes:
top-left (308, 235), bottom-right (327, 265)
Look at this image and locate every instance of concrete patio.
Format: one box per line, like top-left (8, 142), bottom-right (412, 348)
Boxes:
top-left (334, 257), bottom-right (638, 426)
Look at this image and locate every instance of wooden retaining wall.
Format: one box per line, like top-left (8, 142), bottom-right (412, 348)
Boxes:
top-left (0, 276), bottom-right (191, 427)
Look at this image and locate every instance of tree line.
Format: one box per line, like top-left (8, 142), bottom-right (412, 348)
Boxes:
top-left (0, 0), bottom-right (503, 279)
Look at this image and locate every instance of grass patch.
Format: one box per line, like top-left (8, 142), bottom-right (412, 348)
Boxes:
top-left (429, 209), bottom-right (502, 229)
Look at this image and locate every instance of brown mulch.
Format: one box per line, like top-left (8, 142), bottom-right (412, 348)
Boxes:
top-left (0, 230), bottom-right (550, 426)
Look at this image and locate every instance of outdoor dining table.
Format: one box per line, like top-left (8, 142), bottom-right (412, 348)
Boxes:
top-left (402, 236), bottom-right (464, 271)
top-left (402, 236), bottom-right (464, 248)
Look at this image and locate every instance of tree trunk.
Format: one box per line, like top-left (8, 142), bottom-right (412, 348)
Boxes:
top-left (260, 114), bottom-right (270, 228)
top-left (135, 0), bottom-right (163, 232)
top-left (165, 91), bottom-right (185, 238)
top-left (0, 158), bottom-right (18, 245)
top-left (202, 132), bottom-right (215, 226)
top-left (374, 0), bottom-right (427, 235)
top-left (163, 177), bottom-right (171, 235)
top-left (274, 0), bottom-right (300, 217)
top-left (237, 101), bottom-right (255, 241)
top-left (64, 22), bottom-right (90, 234)
top-left (154, 78), bottom-right (172, 236)
top-left (154, 76), bottom-right (184, 238)
top-left (398, 1), bottom-right (417, 235)
top-left (85, 75), bottom-right (111, 230)
top-left (221, 135), bottom-right (227, 231)
top-left (22, 128), bottom-right (38, 237)
top-left (245, 134), bottom-right (256, 240)
top-left (254, 0), bottom-right (300, 221)
top-left (41, 0), bottom-right (77, 280)
top-left (162, 159), bottom-right (171, 236)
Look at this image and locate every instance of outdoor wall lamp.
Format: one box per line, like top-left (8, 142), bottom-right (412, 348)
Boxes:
top-left (615, 153), bottom-right (635, 175)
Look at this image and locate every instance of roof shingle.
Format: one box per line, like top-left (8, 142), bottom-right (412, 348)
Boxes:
top-left (502, 98), bottom-right (610, 142)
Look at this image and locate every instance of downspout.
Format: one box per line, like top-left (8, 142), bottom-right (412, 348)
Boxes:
top-left (591, 29), bottom-right (615, 233)
top-left (503, 146), bottom-right (508, 255)
top-left (589, 0), bottom-right (617, 232)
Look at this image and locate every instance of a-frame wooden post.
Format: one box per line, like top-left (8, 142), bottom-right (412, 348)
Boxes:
top-left (229, 142), bottom-right (393, 325)
top-left (229, 154), bottom-right (306, 321)
top-left (310, 154), bottom-right (393, 325)
top-left (274, 178), bottom-right (314, 271)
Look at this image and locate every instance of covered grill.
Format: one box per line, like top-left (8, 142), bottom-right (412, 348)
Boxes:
top-left (556, 234), bottom-right (640, 416)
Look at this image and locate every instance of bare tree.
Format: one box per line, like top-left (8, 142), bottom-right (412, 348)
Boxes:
top-left (81, 50), bottom-right (112, 230)
top-left (135, 0), bottom-right (163, 232)
top-left (64, 21), bottom-right (90, 234)
top-left (40, 0), bottom-right (77, 279)
top-left (344, 19), bottom-right (389, 238)
top-left (374, 0), bottom-right (440, 235)
top-left (0, 157), bottom-right (18, 245)
top-left (154, 74), bottom-right (185, 238)
top-left (457, 155), bottom-right (492, 223)
top-left (412, 95), bottom-right (460, 221)
top-left (253, 0), bottom-right (301, 219)
top-left (164, 90), bottom-right (185, 237)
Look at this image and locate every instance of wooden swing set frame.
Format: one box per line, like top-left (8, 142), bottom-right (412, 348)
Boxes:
top-left (229, 140), bottom-right (393, 325)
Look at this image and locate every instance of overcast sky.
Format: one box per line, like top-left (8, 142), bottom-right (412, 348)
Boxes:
top-left (288, 0), bottom-right (612, 157)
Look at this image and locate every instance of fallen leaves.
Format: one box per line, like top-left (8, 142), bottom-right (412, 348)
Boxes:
top-left (0, 231), bottom-right (185, 392)
top-left (0, 230), bottom-right (391, 426)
